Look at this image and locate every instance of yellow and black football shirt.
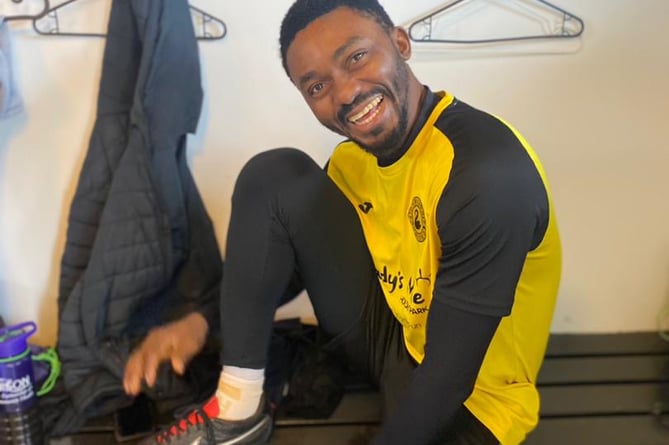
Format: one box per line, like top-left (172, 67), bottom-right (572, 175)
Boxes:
top-left (327, 90), bottom-right (561, 445)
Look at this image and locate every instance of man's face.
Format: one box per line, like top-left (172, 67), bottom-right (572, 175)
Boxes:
top-left (286, 7), bottom-right (415, 160)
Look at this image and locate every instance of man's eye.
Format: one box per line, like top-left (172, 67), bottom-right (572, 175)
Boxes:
top-left (309, 83), bottom-right (324, 96)
top-left (352, 51), bottom-right (366, 63)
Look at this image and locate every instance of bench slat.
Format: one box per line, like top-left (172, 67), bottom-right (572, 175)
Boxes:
top-left (272, 425), bottom-right (376, 444)
top-left (546, 332), bottom-right (669, 357)
top-left (525, 415), bottom-right (669, 445)
top-left (541, 383), bottom-right (669, 416)
top-left (538, 355), bottom-right (669, 384)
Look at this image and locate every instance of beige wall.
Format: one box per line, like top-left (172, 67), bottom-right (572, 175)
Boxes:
top-left (0, 0), bottom-right (667, 345)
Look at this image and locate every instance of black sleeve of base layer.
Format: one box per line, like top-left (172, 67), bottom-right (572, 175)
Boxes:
top-left (372, 300), bottom-right (501, 445)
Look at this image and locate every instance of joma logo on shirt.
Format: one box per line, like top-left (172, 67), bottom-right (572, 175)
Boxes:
top-left (358, 201), bottom-right (373, 213)
top-left (408, 196), bottom-right (427, 242)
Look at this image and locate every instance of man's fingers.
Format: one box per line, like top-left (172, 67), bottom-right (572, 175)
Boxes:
top-left (173, 341), bottom-right (198, 369)
top-left (126, 341), bottom-right (166, 392)
top-left (170, 340), bottom-right (197, 375)
top-left (171, 356), bottom-right (185, 375)
top-left (124, 352), bottom-right (145, 396)
top-left (143, 350), bottom-right (162, 388)
top-left (123, 320), bottom-right (205, 395)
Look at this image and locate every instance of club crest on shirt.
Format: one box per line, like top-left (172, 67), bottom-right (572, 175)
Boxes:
top-left (408, 196), bottom-right (427, 242)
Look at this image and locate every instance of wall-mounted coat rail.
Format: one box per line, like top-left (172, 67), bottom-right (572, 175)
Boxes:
top-left (3, 0), bottom-right (226, 40)
top-left (407, 0), bottom-right (584, 44)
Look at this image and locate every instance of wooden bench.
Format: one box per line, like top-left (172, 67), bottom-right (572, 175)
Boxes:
top-left (271, 332), bottom-right (669, 444)
top-left (525, 332), bottom-right (669, 445)
top-left (52, 333), bottom-right (669, 444)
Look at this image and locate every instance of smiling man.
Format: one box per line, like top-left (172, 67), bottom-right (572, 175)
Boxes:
top-left (125, 1), bottom-right (561, 444)
top-left (286, 5), bottom-right (421, 164)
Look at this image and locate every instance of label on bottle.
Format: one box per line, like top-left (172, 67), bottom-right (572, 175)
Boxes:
top-left (0, 356), bottom-right (36, 413)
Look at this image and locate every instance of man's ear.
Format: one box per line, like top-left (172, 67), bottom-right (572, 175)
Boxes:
top-left (392, 26), bottom-right (412, 60)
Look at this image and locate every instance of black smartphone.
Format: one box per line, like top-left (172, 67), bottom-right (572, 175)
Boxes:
top-left (113, 394), bottom-right (155, 442)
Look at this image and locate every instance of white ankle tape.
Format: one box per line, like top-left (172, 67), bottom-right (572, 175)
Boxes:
top-left (215, 369), bottom-right (264, 420)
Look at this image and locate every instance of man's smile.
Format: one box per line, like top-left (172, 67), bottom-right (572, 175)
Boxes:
top-left (347, 94), bottom-right (384, 126)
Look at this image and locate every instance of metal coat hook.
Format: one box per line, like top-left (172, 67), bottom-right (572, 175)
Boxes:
top-left (32, 0), bottom-right (104, 37)
top-left (407, 0), bottom-right (584, 44)
top-left (26, 0), bottom-right (226, 41)
top-left (189, 4), bottom-right (227, 41)
top-left (4, 0), bottom-right (50, 22)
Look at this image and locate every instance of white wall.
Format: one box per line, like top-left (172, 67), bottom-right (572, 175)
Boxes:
top-left (0, 0), bottom-right (667, 346)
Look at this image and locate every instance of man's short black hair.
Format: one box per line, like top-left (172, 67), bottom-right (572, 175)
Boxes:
top-left (279, 0), bottom-right (395, 78)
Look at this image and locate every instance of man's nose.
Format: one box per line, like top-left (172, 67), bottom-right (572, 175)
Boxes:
top-left (332, 74), bottom-right (361, 106)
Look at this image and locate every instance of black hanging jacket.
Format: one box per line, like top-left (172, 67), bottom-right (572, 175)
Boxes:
top-left (51, 0), bottom-right (221, 434)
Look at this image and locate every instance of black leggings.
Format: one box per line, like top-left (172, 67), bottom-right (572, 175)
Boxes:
top-left (220, 147), bottom-right (413, 407)
top-left (219, 148), bottom-right (497, 445)
top-left (219, 147), bottom-right (380, 369)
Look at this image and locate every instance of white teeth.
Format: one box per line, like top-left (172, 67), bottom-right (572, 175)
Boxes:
top-left (349, 95), bottom-right (383, 124)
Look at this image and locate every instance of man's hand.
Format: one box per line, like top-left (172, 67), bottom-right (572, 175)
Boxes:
top-left (123, 311), bottom-right (209, 396)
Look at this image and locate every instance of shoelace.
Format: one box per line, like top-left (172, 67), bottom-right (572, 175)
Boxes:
top-left (154, 407), bottom-right (216, 444)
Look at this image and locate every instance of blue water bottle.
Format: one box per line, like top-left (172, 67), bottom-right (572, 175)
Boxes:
top-left (0, 321), bottom-right (44, 445)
